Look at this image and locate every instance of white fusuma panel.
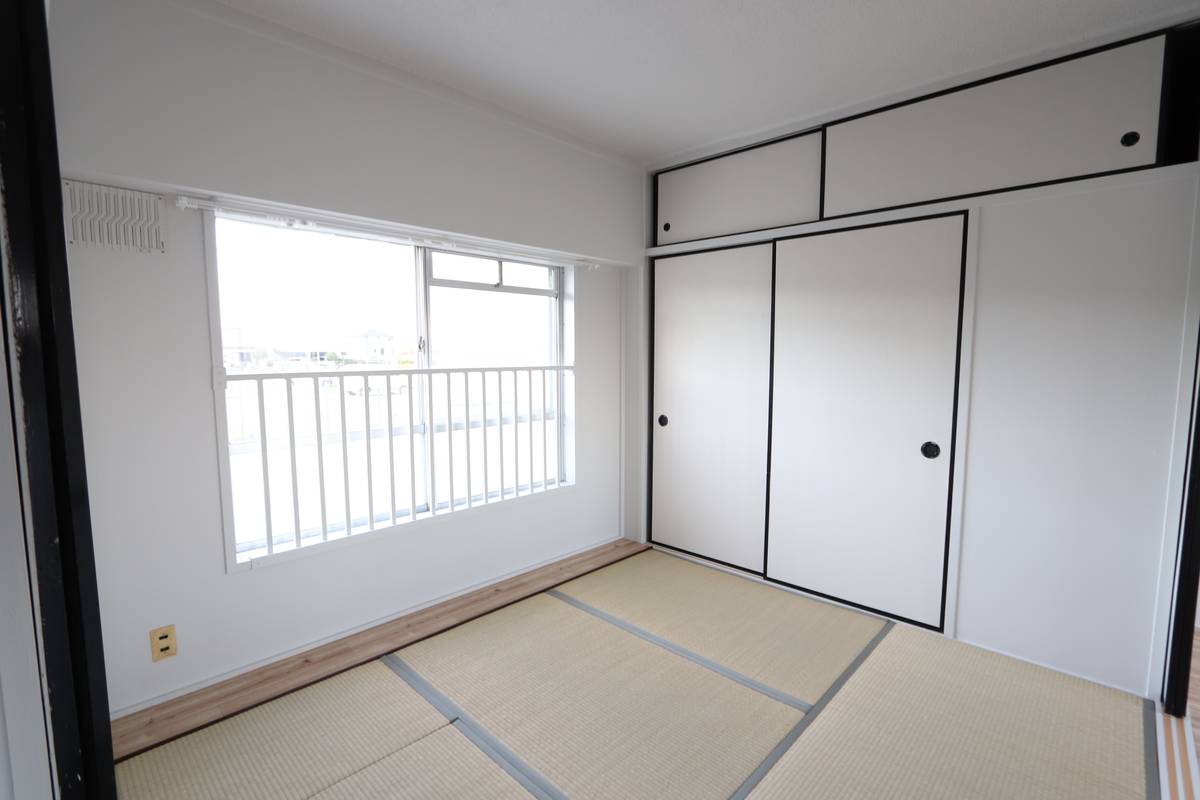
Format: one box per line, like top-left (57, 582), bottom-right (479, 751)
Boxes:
top-left (657, 133), bottom-right (822, 245)
top-left (767, 215), bottom-right (965, 627)
top-left (652, 243), bottom-right (773, 571)
top-left (825, 38), bottom-right (1164, 216)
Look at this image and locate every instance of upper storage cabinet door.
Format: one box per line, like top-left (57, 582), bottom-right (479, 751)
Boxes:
top-left (824, 37), bottom-right (1164, 217)
top-left (656, 132), bottom-right (822, 245)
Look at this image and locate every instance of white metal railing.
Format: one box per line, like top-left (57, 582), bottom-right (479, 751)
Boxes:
top-left (221, 365), bottom-right (573, 562)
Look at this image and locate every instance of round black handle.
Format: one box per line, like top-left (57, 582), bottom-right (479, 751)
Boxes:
top-left (662, 222), bottom-right (671, 232)
top-left (1120, 131), bottom-right (1140, 147)
top-left (921, 441), bottom-right (941, 459)
top-left (658, 414), bottom-right (669, 427)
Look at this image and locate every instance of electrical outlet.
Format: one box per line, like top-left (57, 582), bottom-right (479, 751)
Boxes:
top-left (150, 624), bottom-right (177, 662)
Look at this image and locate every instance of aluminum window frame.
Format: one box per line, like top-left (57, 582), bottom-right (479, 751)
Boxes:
top-left (422, 247), bottom-right (565, 362)
top-left (205, 213), bottom-right (573, 572)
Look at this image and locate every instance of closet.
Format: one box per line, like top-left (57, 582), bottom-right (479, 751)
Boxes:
top-left (648, 22), bottom-right (1200, 676)
top-left (652, 21), bottom-right (1200, 666)
top-left (650, 216), bottom-right (964, 627)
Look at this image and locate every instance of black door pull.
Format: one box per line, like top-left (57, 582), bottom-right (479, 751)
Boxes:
top-left (921, 441), bottom-right (941, 459)
top-left (658, 414), bottom-right (669, 427)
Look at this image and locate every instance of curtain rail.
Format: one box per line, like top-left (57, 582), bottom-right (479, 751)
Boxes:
top-left (225, 365), bottom-right (573, 381)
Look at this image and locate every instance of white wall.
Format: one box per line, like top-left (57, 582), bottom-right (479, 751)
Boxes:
top-left (0, 687), bottom-right (11, 800)
top-left (48, 0), bottom-right (641, 268)
top-left (955, 170), bottom-right (1200, 695)
top-left (49, 0), bottom-right (642, 713)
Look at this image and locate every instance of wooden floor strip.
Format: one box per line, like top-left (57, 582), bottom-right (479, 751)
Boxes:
top-left (1169, 715), bottom-right (1182, 800)
top-left (110, 538), bottom-right (647, 760)
top-left (1179, 716), bottom-right (1195, 800)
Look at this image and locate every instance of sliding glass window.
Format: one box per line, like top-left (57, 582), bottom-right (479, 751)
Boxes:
top-left (210, 216), bottom-right (573, 567)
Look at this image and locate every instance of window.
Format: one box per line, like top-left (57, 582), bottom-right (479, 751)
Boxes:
top-left (210, 215), bottom-right (573, 566)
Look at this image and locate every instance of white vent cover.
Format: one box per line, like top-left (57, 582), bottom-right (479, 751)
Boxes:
top-left (62, 179), bottom-right (165, 253)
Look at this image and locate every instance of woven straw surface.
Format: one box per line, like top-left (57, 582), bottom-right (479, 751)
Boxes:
top-left (116, 662), bottom-right (445, 800)
top-left (749, 625), bottom-right (1150, 800)
top-left (399, 594), bottom-right (802, 800)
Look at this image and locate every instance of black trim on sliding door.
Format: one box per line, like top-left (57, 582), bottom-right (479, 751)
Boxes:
top-left (647, 242), bottom-right (773, 578)
top-left (646, 257), bottom-right (655, 545)
top-left (763, 210), bottom-right (970, 633)
top-left (0, 0), bottom-right (116, 795)
top-left (762, 242), bottom-right (777, 577)
top-left (941, 214), bottom-right (970, 631)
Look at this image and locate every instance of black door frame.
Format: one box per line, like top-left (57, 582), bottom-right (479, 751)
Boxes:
top-left (1164, 328), bottom-right (1200, 717)
top-left (1, 0), bottom-right (116, 795)
top-left (1161, 21), bottom-right (1200, 722)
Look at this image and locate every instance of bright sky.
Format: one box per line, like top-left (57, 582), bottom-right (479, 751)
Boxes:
top-left (215, 217), bottom-right (418, 355)
top-left (215, 217), bottom-right (558, 370)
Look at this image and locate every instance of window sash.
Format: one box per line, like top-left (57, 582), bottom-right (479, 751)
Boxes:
top-left (425, 248), bottom-right (562, 298)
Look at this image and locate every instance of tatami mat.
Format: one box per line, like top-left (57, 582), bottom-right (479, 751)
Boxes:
top-left (747, 625), bottom-right (1154, 800)
top-left (556, 549), bottom-right (885, 705)
top-left (116, 662), bottom-right (446, 800)
top-left (396, 593), bottom-right (804, 800)
top-left (310, 724), bottom-right (531, 800)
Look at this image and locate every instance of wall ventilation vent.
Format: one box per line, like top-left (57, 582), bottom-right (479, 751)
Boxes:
top-left (62, 179), bottom-right (165, 253)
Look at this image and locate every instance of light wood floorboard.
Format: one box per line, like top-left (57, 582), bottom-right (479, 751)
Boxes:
top-left (110, 538), bottom-right (647, 760)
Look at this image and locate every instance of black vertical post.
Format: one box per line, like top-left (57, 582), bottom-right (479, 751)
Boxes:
top-left (0, 0), bottom-right (116, 794)
top-left (1163, 16), bottom-right (1200, 701)
top-left (1164, 326), bottom-right (1200, 717)
top-left (1156, 23), bottom-right (1200, 168)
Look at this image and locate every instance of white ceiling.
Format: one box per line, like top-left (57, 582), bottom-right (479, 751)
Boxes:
top-left (216, 0), bottom-right (1200, 166)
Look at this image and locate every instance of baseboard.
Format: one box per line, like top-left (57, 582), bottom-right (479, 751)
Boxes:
top-left (110, 535), bottom-right (632, 719)
top-left (110, 538), bottom-right (647, 761)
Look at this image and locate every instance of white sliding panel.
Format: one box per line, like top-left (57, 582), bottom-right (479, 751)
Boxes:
top-left (767, 214), bottom-right (965, 628)
top-left (825, 37), bottom-right (1163, 217)
top-left (656, 133), bottom-right (822, 245)
top-left (651, 244), bottom-right (773, 571)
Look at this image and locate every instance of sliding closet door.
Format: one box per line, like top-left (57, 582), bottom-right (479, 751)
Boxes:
top-left (767, 214), bottom-right (965, 627)
top-left (651, 244), bottom-right (773, 571)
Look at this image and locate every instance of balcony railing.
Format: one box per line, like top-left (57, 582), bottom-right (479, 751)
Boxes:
top-left (219, 365), bottom-right (574, 562)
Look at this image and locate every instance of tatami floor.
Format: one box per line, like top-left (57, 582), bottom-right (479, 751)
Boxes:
top-left (116, 549), bottom-right (1161, 799)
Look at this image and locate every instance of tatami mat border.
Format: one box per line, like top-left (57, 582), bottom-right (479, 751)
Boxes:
top-left (729, 620), bottom-right (895, 800)
top-left (545, 588), bottom-right (813, 712)
top-left (381, 653), bottom-right (566, 800)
